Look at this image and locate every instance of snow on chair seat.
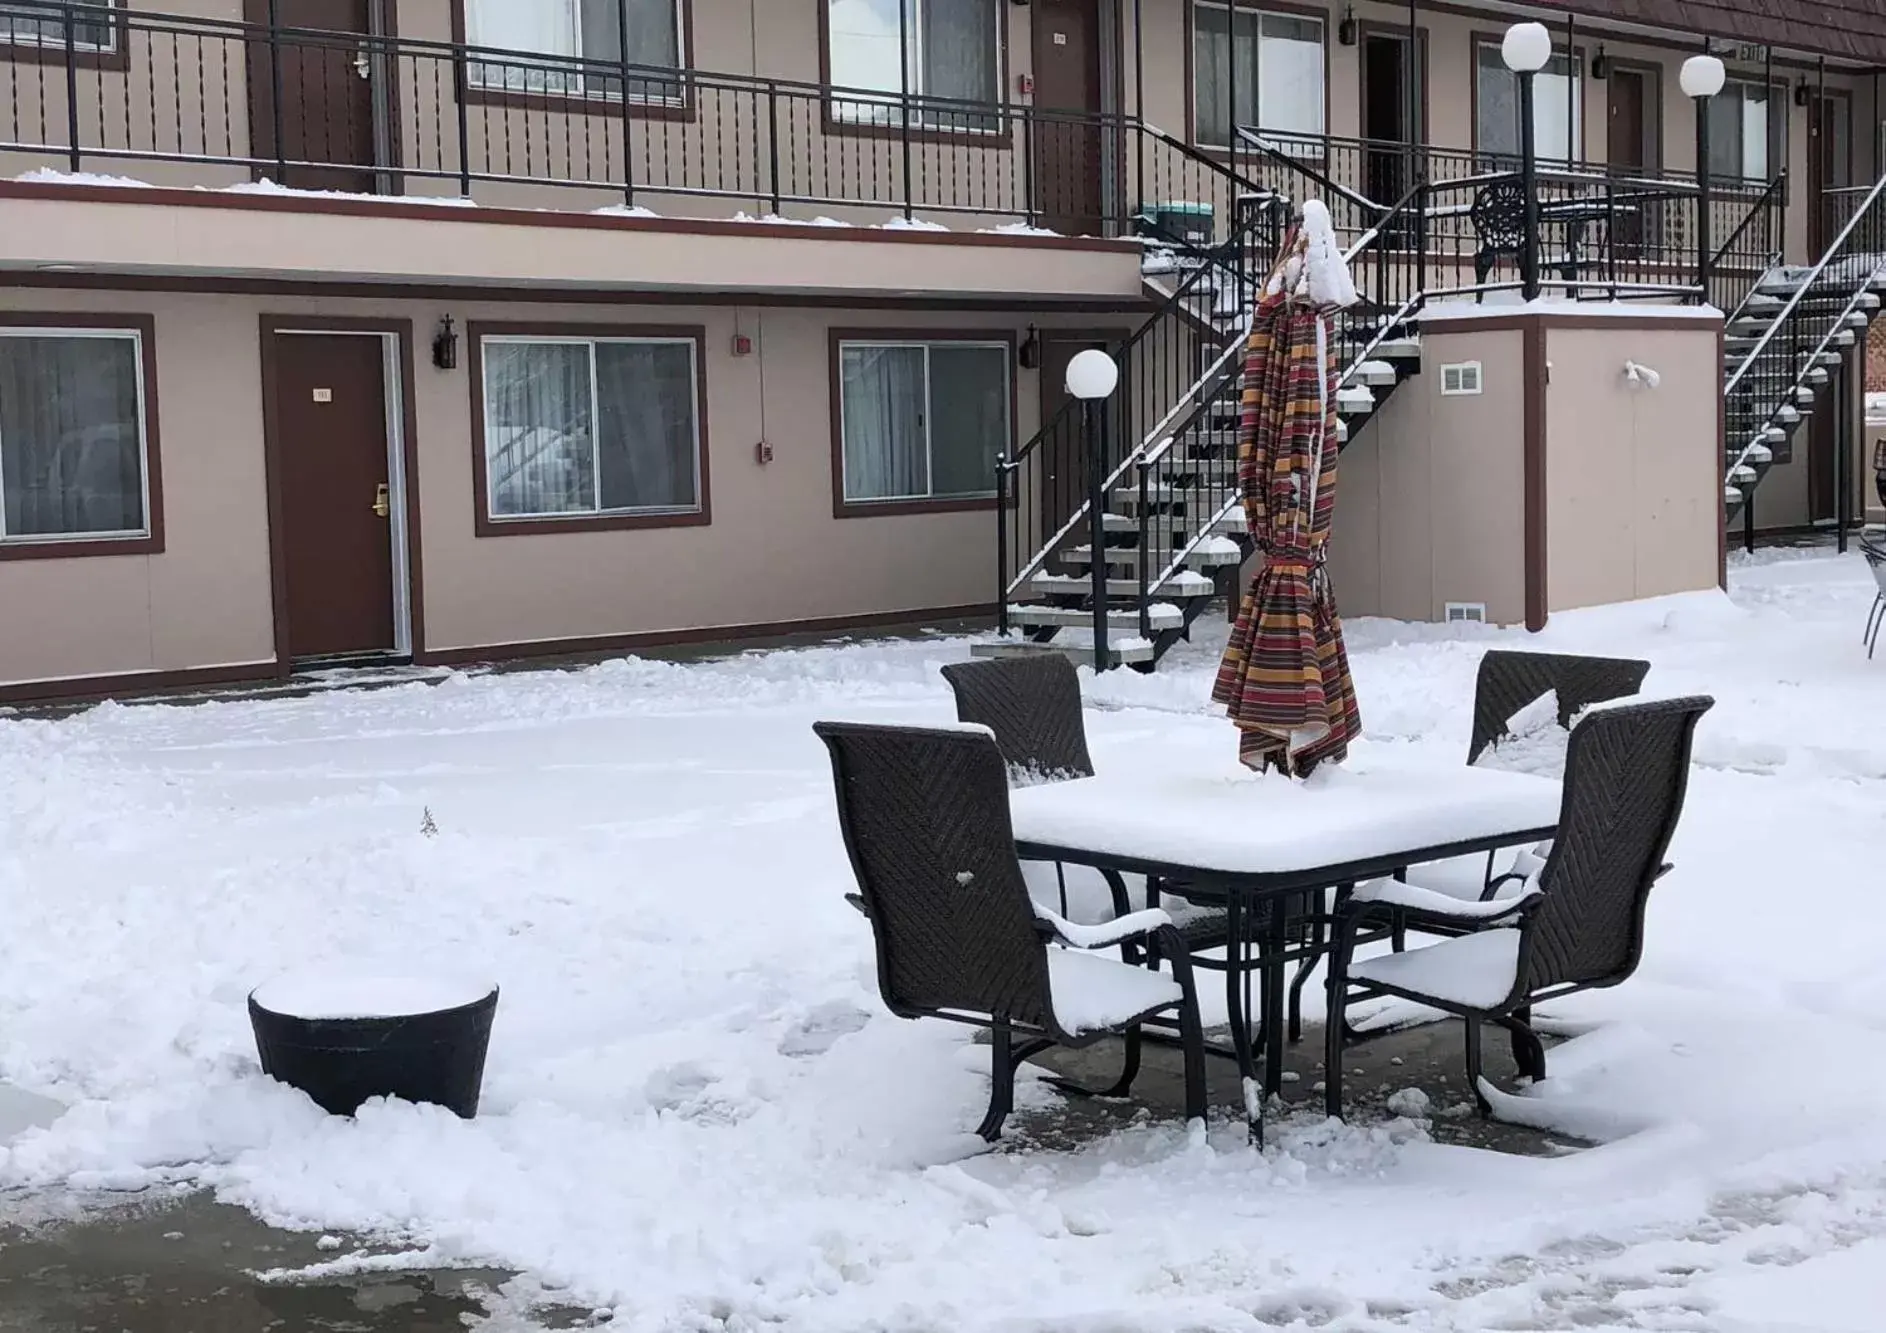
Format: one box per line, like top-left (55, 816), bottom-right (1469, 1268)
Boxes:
top-left (1350, 928), bottom-right (1524, 1010)
top-left (1046, 949), bottom-right (1186, 1035)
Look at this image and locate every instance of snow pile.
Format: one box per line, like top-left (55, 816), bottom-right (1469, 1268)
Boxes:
top-left (1478, 688), bottom-right (1569, 777)
top-left (1, 551), bottom-right (1886, 1327)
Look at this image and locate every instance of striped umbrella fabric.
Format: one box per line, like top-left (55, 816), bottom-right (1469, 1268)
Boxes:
top-left (1210, 208), bottom-right (1361, 776)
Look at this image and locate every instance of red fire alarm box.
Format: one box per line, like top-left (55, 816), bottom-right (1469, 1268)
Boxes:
top-left (732, 333), bottom-right (753, 356)
top-left (1018, 73), bottom-right (1034, 96)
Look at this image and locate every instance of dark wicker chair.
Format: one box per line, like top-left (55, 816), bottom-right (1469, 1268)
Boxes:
top-left (1467, 649), bottom-right (1654, 766)
top-left (814, 720), bottom-right (1207, 1141)
top-left (939, 656), bottom-right (1094, 782)
top-left (1860, 540), bottom-right (1886, 659)
top-left (1322, 695), bottom-right (1714, 1120)
top-left (939, 656), bottom-right (1235, 959)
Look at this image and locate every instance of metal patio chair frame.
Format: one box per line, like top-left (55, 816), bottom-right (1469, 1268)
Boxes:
top-left (814, 720), bottom-right (1208, 1141)
top-left (1861, 539), bottom-right (1886, 660)
top-left (1321, 695), bottom-right (1714, 1120)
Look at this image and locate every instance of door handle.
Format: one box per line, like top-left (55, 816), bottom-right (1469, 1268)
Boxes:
top-left (354, 45), bottom-right (372, 81)
top-left (372, 483), bottom-right (390, 518)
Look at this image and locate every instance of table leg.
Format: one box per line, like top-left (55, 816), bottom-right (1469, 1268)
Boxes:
top-left (1222, 892), bottom-right (1262, 1147)
top-left (1262, 896), bottom-right (1288, 1099)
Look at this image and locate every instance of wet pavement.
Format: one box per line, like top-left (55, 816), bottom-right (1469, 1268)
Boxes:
top-left (0, 1017), bottom-right (1575, 1330)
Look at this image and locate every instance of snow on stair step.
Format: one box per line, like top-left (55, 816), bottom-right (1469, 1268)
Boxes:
top-left (1005, 603), bottom-right (1186, 631)
top-left (1353, 359), bottom-right (1398, 387)
top-left (1374, 337), bottom-right (1420, 360)
top-left (1724, 484), bottom-right (1744, 506)
top-left (1336, 385), bottom-right (1375, 414)
top-left (1729, 464), bottom-right (1759, 484)
top-left (970, 639), bottom-right (1156, 667)
top-left (1744, 442), bottom-right (1774, 465)
top-left (1773, 406), bottom-right (1800, 425)
top-left (1063, 537), bottom-right (1245, 570)
top-left (1030, 571), bottom-right (1217, 599)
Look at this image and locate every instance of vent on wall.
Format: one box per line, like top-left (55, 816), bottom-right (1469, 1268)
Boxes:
top-left (1440, 361), bottom-right (1483, 396)
top-left (1445, 602), bottom-right (1488, 624)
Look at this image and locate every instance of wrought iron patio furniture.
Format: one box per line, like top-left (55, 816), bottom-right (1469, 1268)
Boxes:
top-left (814, 720), bottom-right (1207, 1141)
top-left (939, 656), bottom-right (1233, 960)
top-left (1861, 540), bottom-right (1886, 659)
top-left (1008, 758), bottom-right (1562, 1142)
top-left (1323, 695), bottom-right (1713, 1120)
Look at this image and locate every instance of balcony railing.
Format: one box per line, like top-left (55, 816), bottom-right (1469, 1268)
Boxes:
top-left (0, 0), bottom-right (1272, 246)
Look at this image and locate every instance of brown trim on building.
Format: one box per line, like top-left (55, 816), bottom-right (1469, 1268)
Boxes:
top-left (1416, 312), bottom-right (1725, 334)
top-left (1183, 0), bottom-right (1333, 155)
top-left (828, 326), bottom-right (1018, 519)
top-left (0, 271), bottom-right (1153, 313)
top-left (414, 601), bottom-right (996, 669)
top-left (814, 0), bottom-right (1013, 147)
top-left (0, 178), bottom-right (1135, 254)
top-left (0, 0), bottom-right (130, 73)
top-left (446, 0), bottom-right (697, 123)
top-left (1522, 320), bottom-right (1548, 633)
top-left (258, 314), bottom-right (423, 671)
top-left (466, 320), bottom-right (712, 537)
top-left (0, 659), bottom-right (279, 708)
top-left (0, 311), bottom-right (164, 562)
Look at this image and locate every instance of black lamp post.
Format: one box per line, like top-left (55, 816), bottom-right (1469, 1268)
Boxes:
top-left (1501, 22), bottom-right (1552, 302)
top-left (1065, 349), bottom-right (1121, 671)
top-left (1682, 54), bottom-right (1727, 302)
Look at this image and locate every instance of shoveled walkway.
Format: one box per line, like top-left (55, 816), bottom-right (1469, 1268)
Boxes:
top-left (0, 1018), bottom-right (1572, 1332)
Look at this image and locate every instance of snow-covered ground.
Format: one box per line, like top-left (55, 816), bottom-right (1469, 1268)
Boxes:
top-left (4, 548), bottom-right (1886, 1330)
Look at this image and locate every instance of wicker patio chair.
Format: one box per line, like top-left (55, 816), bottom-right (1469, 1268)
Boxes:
top-left (814, 720), bottom-right (1207, 1141)
top-left (1861, 540), bottom-right (1886, 659)
top-left (940, 656), bottom-right (1235, 962)
top-left (1322, 695), bottom-right (1714, 1120)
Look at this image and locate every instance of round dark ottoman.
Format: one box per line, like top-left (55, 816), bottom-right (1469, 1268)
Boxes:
top-left (248, 975), bottom-right (499, 1119)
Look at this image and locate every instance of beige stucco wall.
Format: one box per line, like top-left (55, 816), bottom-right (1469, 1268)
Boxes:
top-left (1544, 324), bottom-right (1721, 614)
top-left (0, 285), bottom-right (1112, 686)
top-left (1328, 327), bottom-right (1527, 625)
top-left (0, 292), bottom-right (275, 687)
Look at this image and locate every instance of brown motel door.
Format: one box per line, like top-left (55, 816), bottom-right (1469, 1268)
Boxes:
top-left (271, 333), bottom-right (397, 660)
top-left (1031, 0), bottom-right (1106, 235)
top-left (246, 0), bottom-right (381, 193)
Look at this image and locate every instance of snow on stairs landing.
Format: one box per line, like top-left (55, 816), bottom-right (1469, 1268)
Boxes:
top-left (984, 204), bottom-right (1422, 673)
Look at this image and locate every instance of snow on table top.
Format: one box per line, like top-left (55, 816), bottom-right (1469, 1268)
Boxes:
top-left (250, 973), bottom-right (495, 1021)
top-left (1008, 752), bottom-right (1561, 877)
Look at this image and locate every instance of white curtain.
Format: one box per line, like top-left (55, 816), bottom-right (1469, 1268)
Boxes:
top-left (1257, 14), bottom-right (1324, 142)
top-left (1476, 46), bottom-right (1578, 162)
top-left (920, 0), bottom-right (997, 103)
top-left (0, 335), bottom-right (144, 538)
top-left (1193, 5), bottom-right (1259, 147)
top-left (842, 345), bottom-right (927, 501)
top-left (595, 342), bottom-right (697, 511)
top-left (483, 341), bottom-right (595, 517)
top-left (925, 346), bottom-right (1005, 497)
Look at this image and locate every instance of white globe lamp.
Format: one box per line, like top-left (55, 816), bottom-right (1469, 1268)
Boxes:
top-left (1500, 22), bottom-right (1552, 74)
top-left (1680, 55), bottom-right (1726, 100)
top-left (1065, 348), bottom-right (1120, 401)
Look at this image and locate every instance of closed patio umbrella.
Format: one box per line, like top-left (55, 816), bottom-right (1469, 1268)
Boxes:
top-left (1210, 200), bottom-right (1362, 776)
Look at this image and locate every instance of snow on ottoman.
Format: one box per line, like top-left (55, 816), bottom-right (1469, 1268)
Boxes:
top-left (248, 973), bottom-right (499, 1119)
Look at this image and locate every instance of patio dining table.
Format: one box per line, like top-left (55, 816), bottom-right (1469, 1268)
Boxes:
top-left (1008, 752), bottom-right (1563, 1140)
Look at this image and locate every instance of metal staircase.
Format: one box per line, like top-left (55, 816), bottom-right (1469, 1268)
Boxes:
top-left (985, 175), bottom-right (1427, 671)
top-left (1723, 174), bottom-right (1886, 528)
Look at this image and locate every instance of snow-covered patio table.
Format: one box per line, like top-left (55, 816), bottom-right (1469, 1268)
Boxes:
top-left (1009, 750), bottom-right (1562, 1138)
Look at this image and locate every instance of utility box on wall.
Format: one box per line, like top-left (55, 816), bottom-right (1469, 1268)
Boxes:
top-left (1329, 304), bottom-right (1725, 630)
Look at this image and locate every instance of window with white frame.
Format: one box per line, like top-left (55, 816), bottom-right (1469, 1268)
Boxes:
top-left (839, 340), bottom-right (1009, 504)
top-left (0, 329), bottom-right (149, 543)
top-left (1708, 80), bottom-right (1782, 182)
top-left (464, 0), bottom-right (683, 101)
top-left (480, 335), bottom-right (700, 520)
top-left (826, 0), bottom-right (1002, 132)
top-left (1475, 40), bottom-right (1582, 163)
top-left (0, 0), bottom-right (119, 52)
top-left (1192, 3), bottom-right (1325, 150)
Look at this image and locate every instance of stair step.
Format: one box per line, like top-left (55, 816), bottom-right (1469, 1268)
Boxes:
top-left (1833, 330), bottom-right (1857, 346)
top-left (1742, 442), bottom-right (1774, 465)
top-left (1005, 603), bottom-right (1186, 631)
top-left (1064, 538), bottom-right (1246, 570)
top-left (1030, 571), bottom-right (1218, 599)
top-left (1761, 425), bottom-right (1787, 443)
top-left (1797, 386), bottom-right (1818, 405)
top-left (1353, 359), bottom-right (1399, 387)
top-left (1117, 485), bottom-right (1236, 509)
top-left (1729, 464), bottom-right (1759, 484)
top-left (1773, 406), bottom-right (1800, 425)
top-left (1724, 484), bottom-right (1745, 507)
top-left (1337, 385), bottom-right (1375, 414)
top-left (971, 638), bottom-right (1157, 667)
top-left (1101, 510), bottom-right (1244, 537)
